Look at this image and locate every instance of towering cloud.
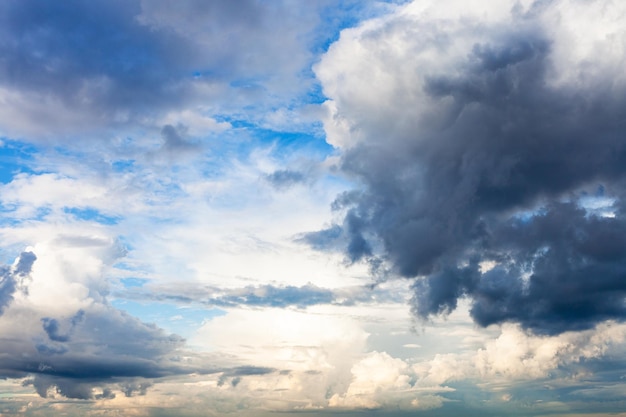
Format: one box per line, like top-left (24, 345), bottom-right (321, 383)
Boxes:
top-left (315, 0), bottom-right (626, 334)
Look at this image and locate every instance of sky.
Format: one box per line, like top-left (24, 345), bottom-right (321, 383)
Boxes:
top-left (1, 0), bottom-right (626, 415)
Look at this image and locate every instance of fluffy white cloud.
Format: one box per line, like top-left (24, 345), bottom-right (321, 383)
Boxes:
top-left (329, 351), bottom-right (414, 409)
top-left (316, 0), bottom-right (626, 149)
top-left (412, 320), bottom-right (626, 389)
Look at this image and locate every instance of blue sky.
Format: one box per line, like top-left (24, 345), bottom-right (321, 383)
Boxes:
top-left (1, 0), bottom-right (626, 415)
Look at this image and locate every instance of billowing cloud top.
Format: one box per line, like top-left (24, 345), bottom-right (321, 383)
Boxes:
top-left (314, 0), bottom-right (626, 334)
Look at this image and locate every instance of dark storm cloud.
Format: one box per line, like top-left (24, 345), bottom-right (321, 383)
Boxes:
top-left (315, 2), bottom-right (626, 334)
top-left (1, 303), bottom-right (202, 399)
top-left (298, 207), bottom-right (373, 263)
top-left (457, 201), bottom-right (626, 334)
top-left (1, 279), bottom-right (282, 400)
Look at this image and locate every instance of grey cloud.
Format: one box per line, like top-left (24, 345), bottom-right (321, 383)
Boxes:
top-left (314, 1), bottom-right (626, 334)
top-left (227, 366), bottom-right (274, 377)
top-left (14, 251), bottom-right (36, 275)
top-left (138, 0), bottom-right (264, 37)
top-left (120, 380), bottom-right (153, 397)
top-left (0, 0), bottom-right (193, 121)
top-left (0, 0), bottom-right (331, 140)
top-left (1, 294), bottom-right (196, 399)
top-left (298, 224), bottom-right (343, 251)
top-left (1, 289), bottom-right (281, 400)
top-left (213, 284), bottom-right (334, 308)
top-left (41, 318), bottom-right (70, 342)
top-left (0, 251), bottom-right (36, 315)
top-left (264, 169), bottom-right (306, 190)
top-left (217, 366), bottom-right (275, 388)
top-left (95, 388), bottom-right (116, 400)
top-left (41, 310), bottom-right (84, 343)
top-left (297, 207), bottom-right (375, 263)
top-left (466, 202), bottom-right (626, 334)
top-left (117, 282), bottom-right (404, 310)
top-left (31, 376), bottom-right (96, 400)
top-left (0, 267), bottom-right (17, 315)
top-left (158, 124), bottom-right (201, 159)
top-left (35, 343), bottom-right (69, 356)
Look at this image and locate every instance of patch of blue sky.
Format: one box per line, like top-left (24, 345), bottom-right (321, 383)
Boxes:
top-left (0, 205), bottom-right (52, 224)
top-left (511, 206), bottom-right (548, 224)
top-left (0, 246), bottom-right (30, 266)
top-left (33, 206), bottom-right (53, 221)
top-left (0, 211), bottom-right (22, 228)
top-left (46, 144), bottom-right (107, 168)
top-left (221, 119), bottom-right (330, 152)
top-left (112, 236), bottom-right (134, 254)
top-left (200, 120), bottom-right (332, 176)
top-left (0, 139), bottom-right (37, 183)
top-left (577, 190), bottom-right (615, 218)
top-left (143, 182), bottom-right (187, 208)
top-left (265, 131), bottom-right (332, 157)
top-left (111, 299), bottom-right (226, 339)
top-left (120, 277), bottom-right (148, 288)
top-left (580, 199), bottom-right (616, 218)
top-left (110, 267), bottom-right (152, 288)
top-left (111, 159), bottom-right (135, 173)
top-left (313, 0), bottom-right (412, 55)
top-left (313, 3), bottom-right (366, 54)
top-left (303, 82), bottom-right (327, 105)
top-left (64, 207), bottom-right (120, 225)
top-left (113, 263), bottom-right (141, 275)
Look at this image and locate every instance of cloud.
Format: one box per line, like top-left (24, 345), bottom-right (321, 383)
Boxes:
top-left (0, 224), bottom-right (307, 403)
top-left (207, 283), bottom-right (334, 308)
top-left (1, 295), bottom-right (193, 399)
top-left (264, 170), bottom-right (306, 190)
top-left (0, 0), bottom-right (191, 138)
top-left (329, 351), bottom-right (428, 410)
top-left (416, 320), bottom-right (626, 386)
top-left (41, 310), bottom-right (84, 343)
top-left (0, 235), bottom-right (236, 400)
top-left (0, 0), bottom-right (330, 141)
top-left (160, 125), bottom-right (199, 154)
top-left (0, 251), bottom-right (35, 315)
top-left (313, 0), bottom-right (626, 334)
top-left (117, 282), bottom-right (404, 310)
